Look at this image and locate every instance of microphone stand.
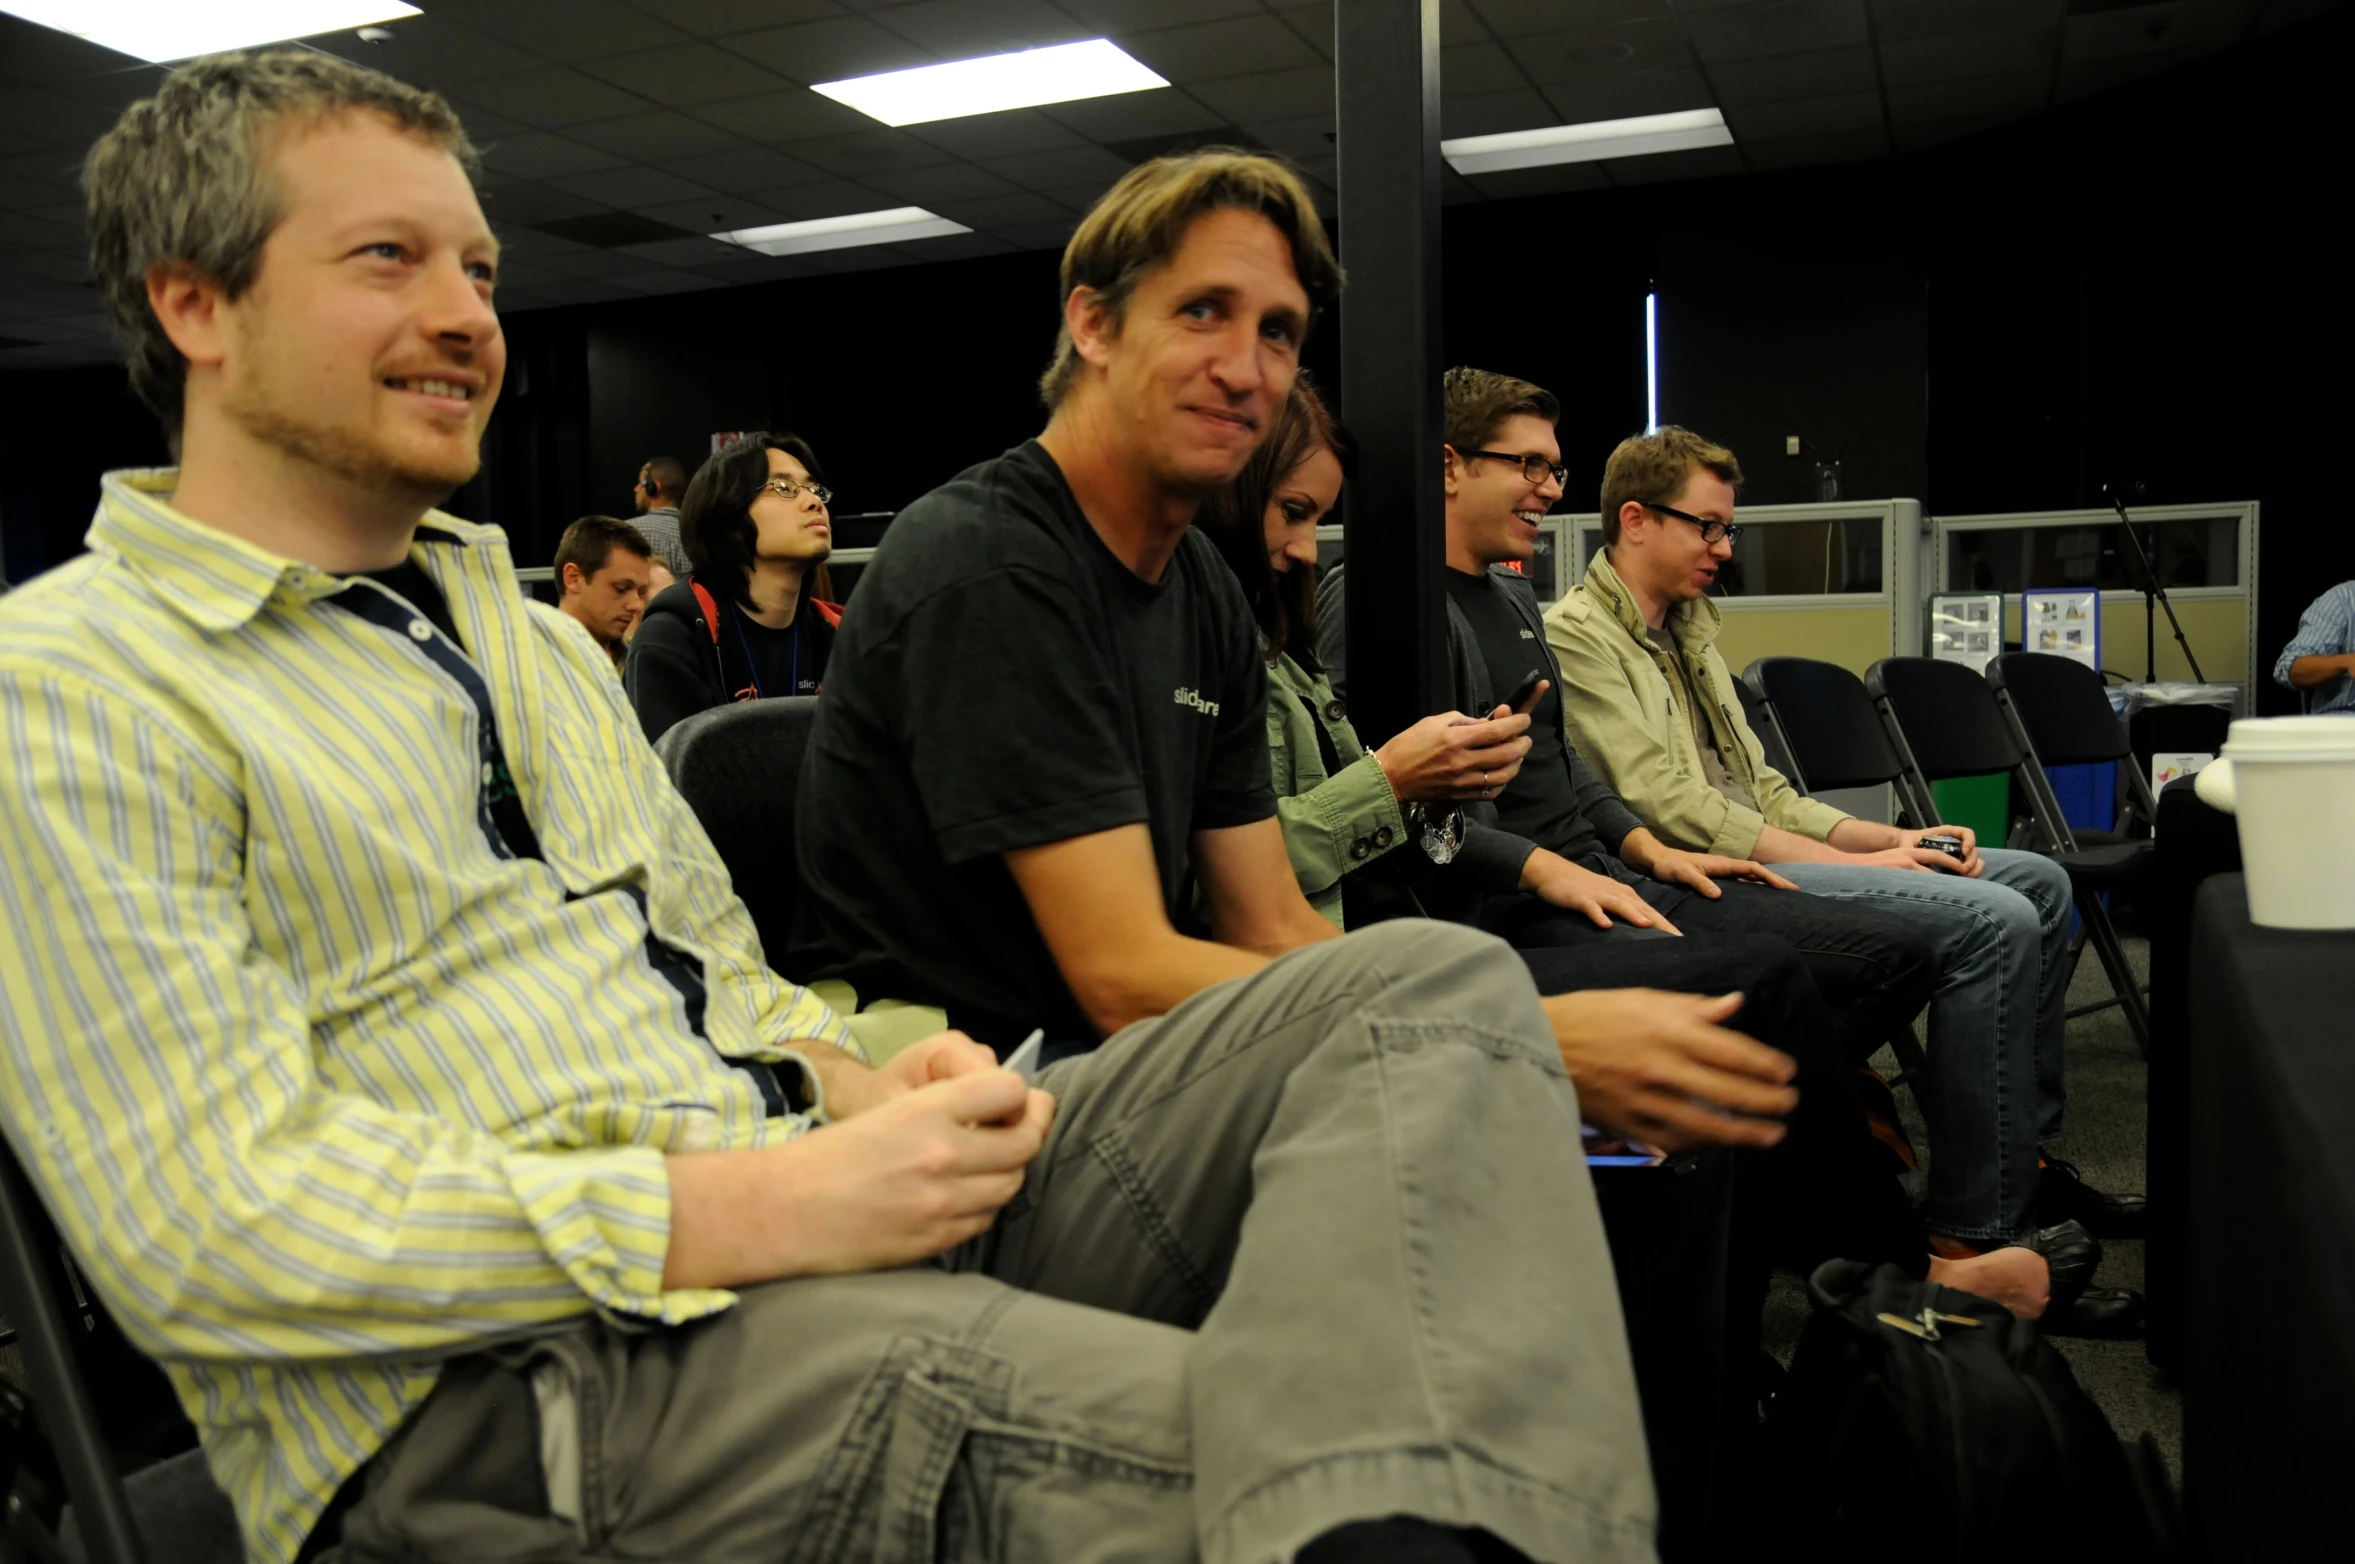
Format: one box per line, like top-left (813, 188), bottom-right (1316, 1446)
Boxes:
top-left (2105, 484), bottom-right (2206, 685)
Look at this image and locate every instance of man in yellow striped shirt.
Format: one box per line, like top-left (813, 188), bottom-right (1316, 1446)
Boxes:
top-left (0, 49), bottom-right (1652, 1564)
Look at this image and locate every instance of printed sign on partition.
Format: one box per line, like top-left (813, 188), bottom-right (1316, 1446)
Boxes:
top-left (2021, 588), bottom-right (2101, 671)
top-left (1928, 591), bottom-right (2004, 674)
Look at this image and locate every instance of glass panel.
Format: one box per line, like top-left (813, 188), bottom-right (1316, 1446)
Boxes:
top-left (1945, 517), bottom-right (2238, 593)
top-left (1577, 516), bottom-right (1882, 596)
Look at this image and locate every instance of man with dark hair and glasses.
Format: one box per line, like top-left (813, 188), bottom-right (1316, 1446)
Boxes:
top-left (1544, 424), bottom-right (2146, 1336)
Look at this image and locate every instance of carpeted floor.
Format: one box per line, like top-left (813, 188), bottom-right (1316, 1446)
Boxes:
top-left (1762, 929), bottom-right (2180, 1480)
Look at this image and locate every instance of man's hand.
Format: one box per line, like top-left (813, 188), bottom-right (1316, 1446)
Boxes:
top-left (1825, 818), bottom-right (1983, 877)
top-left (1636, 846), bottom-right (1797, 899)
top-left (1543, 990), bottom-right (1797, 1152)
top-left (818, 1030), bottom-right (1002, 1121)
top-left (1373, 705), bottom-right (1533, 803)
top-left (1848, 845), bottom-right (1982, 877)
top-left (1520, 849), bottom-right (1680, 934)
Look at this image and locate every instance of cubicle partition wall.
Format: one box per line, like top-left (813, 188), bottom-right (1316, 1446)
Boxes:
top-left (1931, 501), bottom-right (2260, 700)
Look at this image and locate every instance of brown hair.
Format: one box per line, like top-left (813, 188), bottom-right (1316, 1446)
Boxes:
top-left (1197, 376), bottom-right (1354, 675)
top-left (1441, 366), bottom-right (1560, 463)
top-left (84, 49), bottom-right (478, 441)
top-left (1599, 426), bottom-right (1745, 544)
top-left (553, 515), bottom-right (652, 586)
top-left (1039, 149), bottom-right (1342, 408)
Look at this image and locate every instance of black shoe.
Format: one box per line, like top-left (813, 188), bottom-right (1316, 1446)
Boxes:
top-left (2041, 1285), bottom-right (2147, 1339)
top-left (2039, 1154), bottom-right (2149, 1239)
top-left (2027, 1218), bottom-right (2103, 1313)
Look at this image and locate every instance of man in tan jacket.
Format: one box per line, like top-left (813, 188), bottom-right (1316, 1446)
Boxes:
top-left (1546, 426), bottom-right (2144, 1336)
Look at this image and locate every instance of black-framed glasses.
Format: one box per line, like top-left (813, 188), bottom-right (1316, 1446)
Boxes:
top-left (1464, 449), bottom-right (1570, 488)
top-left (757, 477), bottom-right (832, 505)
top-left (1647, 501), bottom-right (1741, 546)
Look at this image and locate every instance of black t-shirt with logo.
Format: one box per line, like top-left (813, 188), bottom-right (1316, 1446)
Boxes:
top-left (725, 600), bottom-right (825, 698)
top-left (792, 440), bottom-right (1275, 1048)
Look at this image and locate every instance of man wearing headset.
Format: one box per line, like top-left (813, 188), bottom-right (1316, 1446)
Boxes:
top-left (630, 453), bottom-right (692, 578)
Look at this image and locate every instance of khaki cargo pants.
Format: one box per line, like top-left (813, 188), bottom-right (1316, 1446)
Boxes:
top-left (331, 921), bottom-right (1656, 1564)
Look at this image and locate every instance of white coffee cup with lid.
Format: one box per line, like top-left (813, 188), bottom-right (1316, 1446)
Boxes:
top-left (2201, 716), bottom-right (2355, 929)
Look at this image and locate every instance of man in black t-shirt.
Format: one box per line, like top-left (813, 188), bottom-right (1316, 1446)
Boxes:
top-left (791, 153), bottom-right (1656, 1564)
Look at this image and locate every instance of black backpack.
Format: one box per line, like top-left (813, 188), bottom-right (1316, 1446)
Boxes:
top-left (1766, 1260), bottom-right (2176, 1562)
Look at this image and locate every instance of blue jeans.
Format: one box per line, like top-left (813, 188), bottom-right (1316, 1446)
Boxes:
top-left (1776, 849), bottom-right (2073, 1245)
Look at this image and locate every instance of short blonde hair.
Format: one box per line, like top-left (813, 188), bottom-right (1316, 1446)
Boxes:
top-left (1599, 426), bottom-right (1744, 544)
top-left (84, 49), bottom-right (477, 438)
top-left (1038, 149), bottom-right (1341, 408)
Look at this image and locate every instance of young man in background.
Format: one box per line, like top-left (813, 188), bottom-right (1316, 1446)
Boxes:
top-left (551, 512), bottom-right (654, 661)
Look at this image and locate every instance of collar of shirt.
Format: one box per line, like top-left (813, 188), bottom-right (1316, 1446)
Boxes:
top-left (88, 467), bottom-right (488, 634)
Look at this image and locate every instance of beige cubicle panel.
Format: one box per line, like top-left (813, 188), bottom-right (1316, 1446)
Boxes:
top-left (1995, 592), bottom-right (2252, 689)
top-left (1714, 602), bottom-right (1899, 678)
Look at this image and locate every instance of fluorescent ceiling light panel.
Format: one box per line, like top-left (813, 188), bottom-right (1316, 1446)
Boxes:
top-left (813, 38), bottom-right (1167, 128)
top-left (1441, 109), bottom-right (1732, 175)
top-left (0, 0), bottom-right (421, 62)
top-left (715, 207), bottom-right (973, 257)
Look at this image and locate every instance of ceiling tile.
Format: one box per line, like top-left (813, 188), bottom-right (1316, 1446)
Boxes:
top-left (2052, 51), bottom-right (2200, 102)
top-left (0, 249), bottom-right (92, 285)
top-left (570, 111), bottom-right (750, 162)
top-left (612, 268), bottom-right (723, 295)
top-left (479, 132), bottom-right (631, 182)
top-left (723, 15), bottom-right (937, 84)
top-left (1724, 89), bottom-right (1884, 139)
top-left (612, 235), bottom-right (748, 267)
top-left (1462, 160), bottom-right (1614, 200)
top-left (1274, 3), bottom-right (1341, 52)
top-left (635, 0), bottom-right (849, 37)
top-left (1056, 0), bottom-right (1264, 30)
top-left (481, 183), bottom-right (611, 228)
top-left (997, 217), bottom-right (1083, 251)
top-left (1504, 19), bottom-right (1695, 84)
top-left (543, 166), bottom-right (725, 208)
top-left (904, 108), bottom-right (1090, 159)
top-left (1885, 70), bottom-right (2048, 126)
top-left (689, 253), bottom-right (817, 286)
top-left (1680, 0), bottom-right (1871, 63)
top-left (1881, 27), bottom-right (2058, 87)
top-left (1241, 112), bottom-right (1340, 159)
top-left (1122, 16), bottom-right (1327, 83)
top-left (928, 190), bottom-right (1076, 228)
top-left (980, 144), bottom-right (1136, 189)
top-left (782, 128), bottom-right (962, 177)
top-left (1871, 0), bottom-right (2065, 45)
top-left (0, 87), bottom-right (127, 143)
top-left (464, 0), bottom-right (692, 60)
top-left (897, 230), bottom-right (1020, 261)
top-left (1439, 87), bottom-right (1559, 138)
top-left (866, 0), bottom-right (1091, 56)
top-left (1189, 65), bottom-right (1335, 123)
top-left (1469, 0), bottom-right (1673, 37)
top-left (2064, 3), bottom-right (2246, 63)
top-left (653, 146), bottom-right (832, 192)
top-left (640, 193), bottom-right (790, 233)
top-left (686, 89), bottom-right (875, 142)
top-left (1739, 125), bottom-right (1891, 168)
top-left (1036, 179), bottom-right (1133, 213)
top-left (457, 67), bottom-right (654, 128)
top-left (1892, 112), bottom-right (2011, 153)
top-left (1596, 142), bottom-right (1748, 183)
top-left (574, 42), bottom-right (797, 105)
top-left (749, 179), bottom-right (907, 219)
top-left (1039, 88), bottom-right (1232, 141)
top-left (529, 247), bottom-right (655, 279)
top-left (1705, 46), bottom-right (1879, 103)
top-left (1538, 65), bottom-right (1717, 121)
top-left (510, 276), bottom-right (640, 306)
top-left (1441, 40), bottom-right (1532, 95)
top-left (306, 18), bottom-right (545, 86)
top-left (863, 162), bottom-right (1021, 204)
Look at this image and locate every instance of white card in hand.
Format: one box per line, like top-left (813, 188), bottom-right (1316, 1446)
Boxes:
top-left (1002, 1029), bottom-right (1045, 1082)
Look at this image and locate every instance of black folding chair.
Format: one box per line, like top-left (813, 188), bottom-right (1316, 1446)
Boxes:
top-left (1865, 656), bottom-right (2153, 1055)
top-left (658, 696), bottom-right (820, 963)
top-left (1987, 653), bottom-right (2162, 844)
top-left (1740, 657), bottom-right (1936, 1095)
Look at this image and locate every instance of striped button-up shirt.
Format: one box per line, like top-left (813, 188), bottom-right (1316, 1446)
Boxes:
top-left (0, 471), bottom-right (854, 1563)
top-left (2275, 580), bottom-right (2355, 715)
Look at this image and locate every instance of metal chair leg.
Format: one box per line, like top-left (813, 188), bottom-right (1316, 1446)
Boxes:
top-left (2076, 895), bottom-right (2153, 1058)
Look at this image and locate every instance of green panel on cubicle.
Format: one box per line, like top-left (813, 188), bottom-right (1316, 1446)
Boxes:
top-left (1931, 773), bottom-right (2009, 840)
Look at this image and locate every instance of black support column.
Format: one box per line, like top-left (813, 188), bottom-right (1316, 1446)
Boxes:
top-left (1335, 0), bottom-right (1448, 747)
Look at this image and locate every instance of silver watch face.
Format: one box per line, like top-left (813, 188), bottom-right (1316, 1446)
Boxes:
top-left (1420, 812), bottom-right (1461, 865)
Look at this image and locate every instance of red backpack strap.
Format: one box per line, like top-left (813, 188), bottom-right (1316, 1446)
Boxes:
top-left (690, 581), bottom-right (721, 644)
top-left (813, 598), bottom-right (843, 629)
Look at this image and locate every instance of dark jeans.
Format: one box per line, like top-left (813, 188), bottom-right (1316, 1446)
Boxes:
top-left (1483, 876), bottom-right (1936, 1067)
top-left (1512, 935), bottom-right (1928, 1563)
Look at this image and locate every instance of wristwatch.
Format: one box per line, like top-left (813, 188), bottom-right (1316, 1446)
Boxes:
top-left (1409, 804), bottom-right (1463, 865)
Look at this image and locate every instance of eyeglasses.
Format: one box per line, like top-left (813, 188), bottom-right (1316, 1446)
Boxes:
top-left (1647, 501), bottom-right (1742, 547)
top-left (1464, 449), bottom-right (1570, 489)
top-left (757, 478), bottom-right (832, 505)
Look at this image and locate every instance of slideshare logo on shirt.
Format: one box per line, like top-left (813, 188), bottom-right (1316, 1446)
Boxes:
top-left (1174, 687), bottom-right (1221, 717)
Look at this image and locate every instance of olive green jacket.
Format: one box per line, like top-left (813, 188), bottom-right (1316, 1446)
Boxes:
top-left (1264, 646), bottom-right (1410, 928)
top-left (1544, 549), bottom-right (1848, 858)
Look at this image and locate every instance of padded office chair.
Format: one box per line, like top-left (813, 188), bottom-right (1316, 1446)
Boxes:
top-left (1865, 656), bottom-right (2152, 1055)
top-left (0, 1137), bottom-right (239, 1564)
top-left (658, 697), bottom-right (821, 965)
top-left (1740, 657), bottom-right (1935, 1095)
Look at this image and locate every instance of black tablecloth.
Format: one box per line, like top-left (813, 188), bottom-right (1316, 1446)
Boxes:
top-left (2144, 774), bottom-right (2242, 1369)
top-left (2184, 874), bottom-right (2355, 1561)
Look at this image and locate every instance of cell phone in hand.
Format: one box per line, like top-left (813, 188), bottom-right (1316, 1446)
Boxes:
top-left (1916, 835), bottom-right (1965, 860)
top-left (1001, 1029), bottom-right (1045, 1082)
top-left (1504, 668), bottom-right (1547, 716)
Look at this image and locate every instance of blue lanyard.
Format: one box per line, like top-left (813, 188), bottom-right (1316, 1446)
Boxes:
top-left (728, 600), bottom-right (798, 699)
